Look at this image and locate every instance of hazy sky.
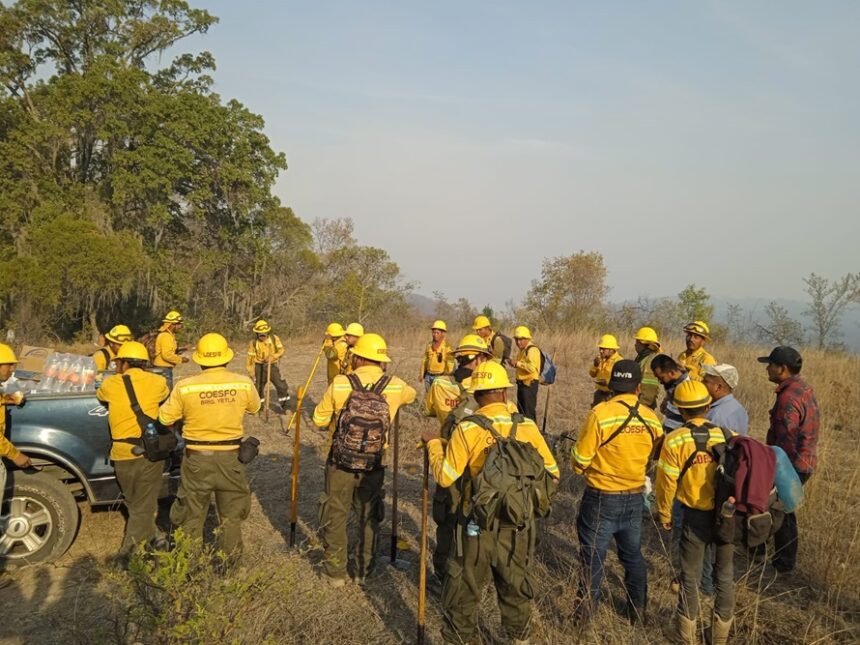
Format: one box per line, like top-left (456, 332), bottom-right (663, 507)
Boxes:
top-left (181, 1), bottom-right (859, 309)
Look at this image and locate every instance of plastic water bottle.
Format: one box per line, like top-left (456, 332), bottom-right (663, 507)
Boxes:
top-left (65, 357), bottom-right (84, 392)
top-left (78, 357), bottom-right (97, 392)
top-left (40, 353), bottom-right (60, 391)
top-left (466, 519), bottom-right (481, 537)
top-left (720, 496), bottom-right (736, 519)
top-left (55, 354), bottom-right (72, 392)
top-left (144, 422), bottom-right (158, 442)
top-left (174, 430), bottom-right (185, 451)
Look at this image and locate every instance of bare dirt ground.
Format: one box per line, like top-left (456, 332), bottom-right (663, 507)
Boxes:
top-left (1, 332), bottom-right (859, 644)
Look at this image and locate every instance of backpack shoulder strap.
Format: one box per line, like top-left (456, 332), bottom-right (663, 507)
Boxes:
top-left (371, 375), bottom-right (392, 395)
top-left (462, 414), bottom-right (503, 442)
top-left (599, 401), bottom-right (647, 448)
top-left (509, 412), bottom-right (525, 440)
top-left (677, 422), bottom-right (715, 482)
top-left (121, 374), bottom-right (144, 416)
top-left (345, 372), bottom-right (363, 392)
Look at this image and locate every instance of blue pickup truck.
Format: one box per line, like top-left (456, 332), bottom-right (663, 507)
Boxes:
top-left (2, 390), bottom-right (181, 568)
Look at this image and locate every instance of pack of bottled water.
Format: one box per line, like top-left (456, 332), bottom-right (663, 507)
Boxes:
top-left (37, 353), bottom-right (98, 393)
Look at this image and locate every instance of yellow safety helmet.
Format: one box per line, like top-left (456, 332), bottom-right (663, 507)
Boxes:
top-left (345, 322), bottom-right (365, 337)
top-left (683, 320), bottom-right (710, 340)
top-left (116, 341), bottom-right (150, 362)
top-left (635, 326), bottom-right (660, 345)
top-left (430, 320), bottom-right (448, 332)
top-left (192, 333), bottom-right (234, 367)
top-left (513, 325), bottom-right (532, 340)
top-left (472, 315), bottom-right (491, 331)
top-left (163, 310), bottom-right (184, 324)
top-left (105, 324), bottom-right (133, 344)
top-left (326, 322), bottom-right (345, 337)
top-left (598, 334), bottom-right (620, 350)
top-left (453, 334), bottom-right (492, 357)
top-left (253, 320), bottom-right (272, 334)
top-left (351, 333), bottom-right (391, 363)
top-left (468, 361), bottom-right (514, 393)
top-left (0, 343), bottom-right (18, 364)
top-left (673, 380), bottom-right (713, 409)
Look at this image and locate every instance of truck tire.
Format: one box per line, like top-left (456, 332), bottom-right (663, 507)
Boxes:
top-left (1, 470), bottom-right (81, 568)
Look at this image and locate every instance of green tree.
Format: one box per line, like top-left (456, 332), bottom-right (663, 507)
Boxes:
top-left (677, 284), bottom-right (714, 324)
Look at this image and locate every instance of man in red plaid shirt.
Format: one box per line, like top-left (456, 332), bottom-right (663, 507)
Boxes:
top-left (758, 346), bottom-right (820, 573)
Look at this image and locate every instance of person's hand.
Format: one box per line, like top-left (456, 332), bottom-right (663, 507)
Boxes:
top-left (507, 358), bottom-right (517, 369)
top-left (12, 453), bottom-right (32, 469)
top-left (593, 357), bottom-right (600, 367)
top-left (420, 428), bottom-right (438, 444)
top-left (661, 521), bottom-right (672, 531)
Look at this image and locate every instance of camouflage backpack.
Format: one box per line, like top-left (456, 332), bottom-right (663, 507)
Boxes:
top-left (331, 374), bottom-right (392, 472)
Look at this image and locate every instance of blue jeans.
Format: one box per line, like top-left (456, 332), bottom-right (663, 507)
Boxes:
top-left (576, 488), bottom-right (648, 613)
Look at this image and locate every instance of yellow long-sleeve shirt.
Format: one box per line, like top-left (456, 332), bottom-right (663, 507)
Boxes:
top-left (158, 367), bottom-right (261, 450)
top-left (92, 346), bottom-right (116, 372)
top-left (312, 366), bottom-right (416, 450)
top-left (426, 402), bottom-right (560, 493)
top-left (153, 327), bottom-right (183, 368)
top-left (514, 344), bottom-right (541, 385)
top-left (588, 352), bottom-right (623, 393)
top-left (571, 393), bottom-right (663, 491)
top-left (420, 340), bottom-right (455, 377)
top-left (0, 400), bottom-right (21, 460)
top-left (424, 375), bottom-right (464, 426)
top-left (678, 347), bottom-right (716, 382)
top-left (97, 368), bottom-right (171, 460)
top-left (655, 418), bottom-right (735, 523)
top-left (324, 337), bottom-right (349, 383)
top-left (246, 335), bottom-right (285, 375)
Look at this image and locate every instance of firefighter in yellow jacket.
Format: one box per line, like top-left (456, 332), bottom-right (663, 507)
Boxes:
top-left (588, 334), bottom-right (623, 407)
top-left (634, 326), bottom-right (662, 408)
top-left (159, 333), bottom-right (261, 562)
top-left (472, 315), bottom-right (508, 364)
top-left (420, 320), bottom-right (455, 391)
top-left (421, 361), bottom-right (559, 645)
top-left (312, 333), bottom-right (416, 586)
top-left (96, 341), bottom-right (170, 561)
top-left (246, 320), bottom-right (291, 409)
top-left (0, 344), bottom-right (33, 513)
top-left (511, 325), bottom-right (542, 421)
top-left (656, 380), bottom-right (735, 645)
top-left (678, 321), bottom-right (716, 382)
top-left (339, 322), bottom-right (364, 376)
top-left (153, 311), bottom-right (189, 380)
top-left (92, 324), bottom-right (133, 371)
top-left (323, 322), bottom-right (348, 383)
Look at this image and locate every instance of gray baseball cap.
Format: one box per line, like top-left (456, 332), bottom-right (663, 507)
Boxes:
top-left (703, 363), bottom-right (739, 390)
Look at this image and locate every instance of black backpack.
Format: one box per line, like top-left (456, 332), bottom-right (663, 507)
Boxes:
top-left (491, 332), bottom-right (513, 363)
top-left (331, 374), bottom-right (392, 472)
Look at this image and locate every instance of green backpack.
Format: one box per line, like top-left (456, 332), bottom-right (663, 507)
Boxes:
top-left (463, 414), bottom-right (555, 532)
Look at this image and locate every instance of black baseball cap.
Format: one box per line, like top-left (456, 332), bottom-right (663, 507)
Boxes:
top-left (757, 346), bottom-right (802, 369)
top-left (609, 359), bottom-right (642, 393)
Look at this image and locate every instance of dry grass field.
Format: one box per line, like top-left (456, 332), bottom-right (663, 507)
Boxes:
top-left (1, 329), bottom-right (858, 644)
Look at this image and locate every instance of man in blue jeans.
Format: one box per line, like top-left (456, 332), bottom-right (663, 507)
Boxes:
top-left (571, 360), bottom-right (663, 623)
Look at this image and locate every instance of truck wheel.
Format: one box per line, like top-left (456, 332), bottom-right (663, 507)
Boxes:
top-left (0, 471), bottom-right (81, 568)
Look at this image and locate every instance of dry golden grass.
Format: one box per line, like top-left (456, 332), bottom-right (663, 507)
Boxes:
top-left (1, 328), bottom-right (857, 644)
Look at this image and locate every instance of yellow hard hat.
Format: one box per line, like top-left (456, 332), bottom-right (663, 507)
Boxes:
top-left (468, 361), bottom-right (514, 393)
top-left (163, 310), bottom-right (184, 324)
top-left (513, 325), bottom-right (532, 340)
top-left (598, 334), bottom-right (620, 350)
top-left (454, 334), bottom-right (492, 356)
top-left (0, 343), bottom-right (18, 364)
top-left (253, 320), bottom-right (272, 334)
top-left (472, 315), bottom-right (491, 331)
top-left (673, 380), bottom-right (713, 409)
top-left (116, 341), bottom-right (150, 362)
top-left (326, 322), bottom-right (345, 337)
top-left (683, 320), bottom-right (710, 340)
top-left (430, 320), bottom-right (448, 332)
top-left (635, 326), bottom-right (660, 345)
top-left (192, 333), bottom-right (234, 367)
top-left (345, 322), bottom-right (365, 337)
top-left (105, 324), bottom-right (133, 344)
top-left (351, 333), bottom-right (391, 363)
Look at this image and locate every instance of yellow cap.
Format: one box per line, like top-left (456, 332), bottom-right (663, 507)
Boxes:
top-left (430, 320), bottom-right (448, 332)
top-left (326, 322), bottom-right (345, 337)
top-left (468, 361), bottom-right (514, 393)
top-left (116, 341), bottom-right (150, 362)
top-left (345, 322), bottom-right (365, 337)
top-left (351, 333), bottom-right (391, 363)
top-left (635, 326), bottom-right (660, 345)
top-left (513, 325), bottom-right (532, 340)
top-left (454, 334), bottom-right (492, 357)
top-left (598, 334), bottom-right (620, 350)
top-left (192, 333), bottom-right (234, 367)
top-left (163, 310), bottom-right (183, 324)
top-left (253, 320), bottom-right (272, 334)
top-left (105, 324), bottom-right (133, 344)
top-left (673, 380), bottom-right (713, 409)
top-left (472, 315), bottom-right (491, 331)
top-left (683, 320), bottom-right (710, 340)
top-left (0, 343), bottom-right (18, 364)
